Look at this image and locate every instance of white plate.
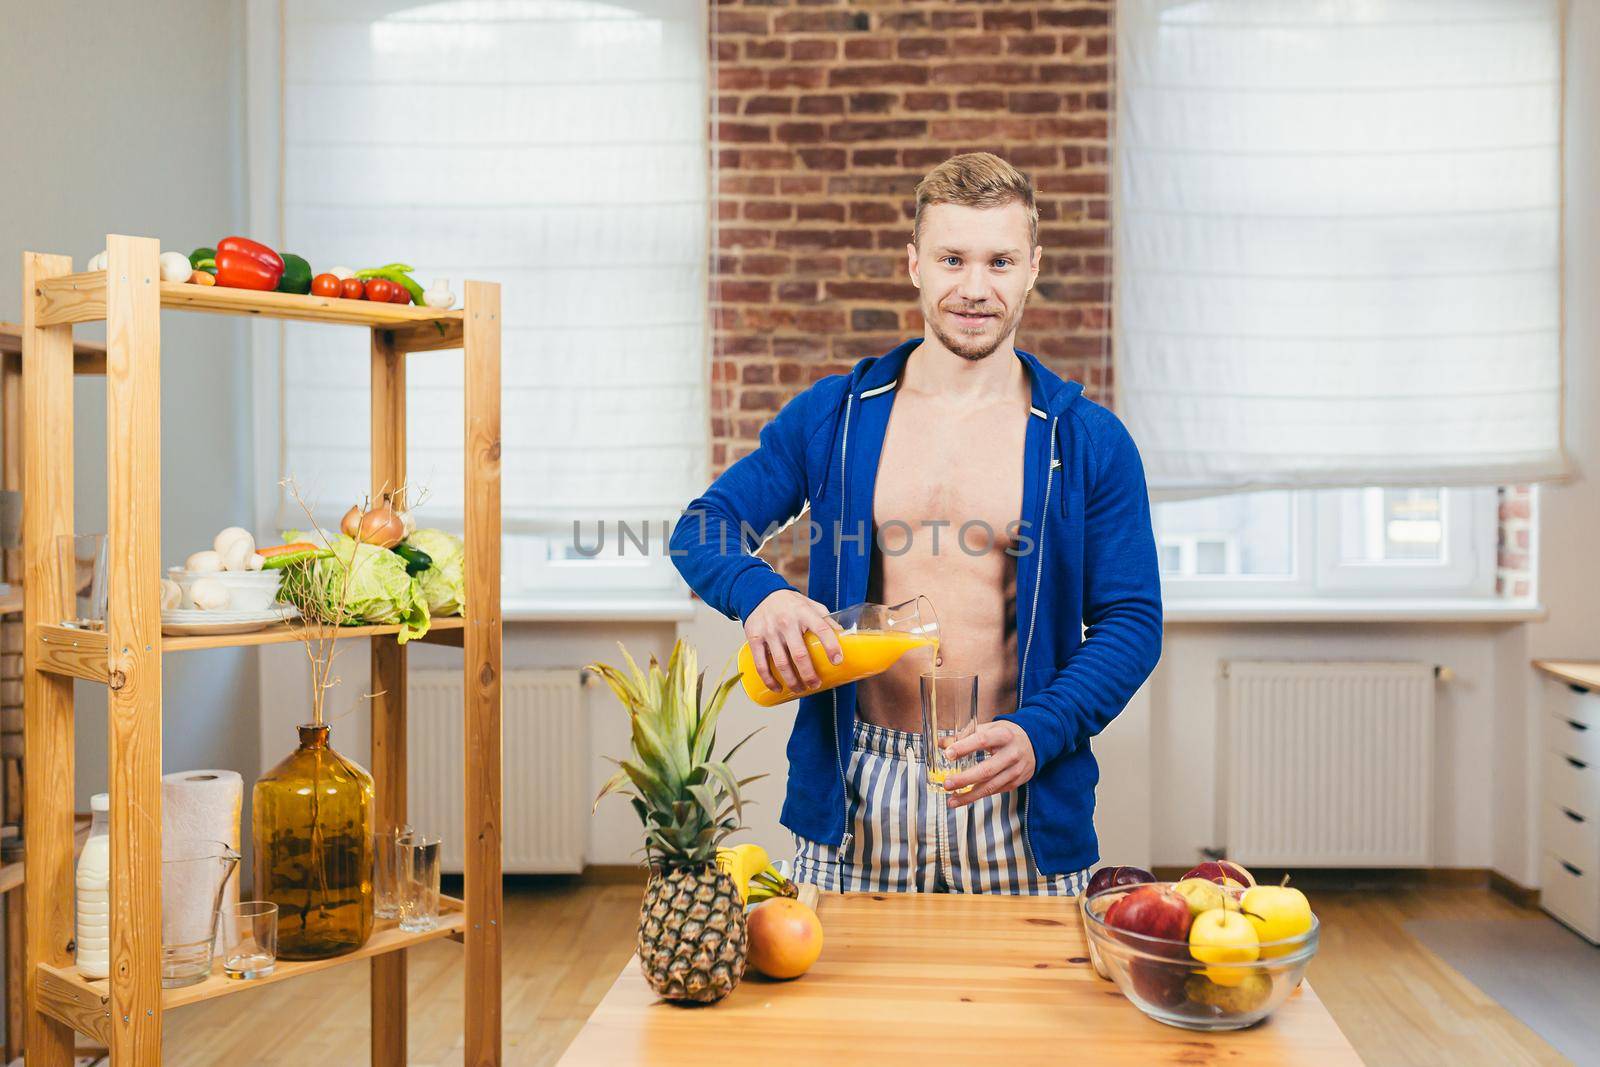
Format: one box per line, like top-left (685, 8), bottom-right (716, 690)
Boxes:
top-left (161, 605), bottom-right (299, 636)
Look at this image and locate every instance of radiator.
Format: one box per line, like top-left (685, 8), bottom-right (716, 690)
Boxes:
top-left (408, 668), bottom-right (588, 874)
top-left (1221, 660), bottom-right (1435, 867)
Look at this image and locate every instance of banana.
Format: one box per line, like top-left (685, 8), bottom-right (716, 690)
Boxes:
top-left (716, 843), bottom-right (768, 903)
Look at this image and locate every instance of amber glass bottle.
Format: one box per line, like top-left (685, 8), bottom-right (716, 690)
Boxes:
top-left (252, 723), bottom-right (375, 959)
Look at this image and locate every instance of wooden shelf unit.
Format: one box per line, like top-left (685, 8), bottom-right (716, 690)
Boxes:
top-left (18, 236), bottom-right (504, 1066)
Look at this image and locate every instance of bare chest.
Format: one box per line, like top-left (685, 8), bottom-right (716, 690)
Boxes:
top-left (871, 395), bottom-right (1028, 550)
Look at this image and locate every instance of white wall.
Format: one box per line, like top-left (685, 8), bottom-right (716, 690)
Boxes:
top-left (0, 0), bottom-right (254, 1045)
top-left (0, 0), bottom-right (256, 814)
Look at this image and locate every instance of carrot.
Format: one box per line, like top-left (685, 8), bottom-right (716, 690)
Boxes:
top-left (259, 541), bottom-right (318, 558)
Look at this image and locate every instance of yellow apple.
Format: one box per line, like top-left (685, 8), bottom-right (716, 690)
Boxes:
top-left (1187, 907), bottom-right (1259, 986)
top-left (1172, 877), bottom-right (1230, 917)
top-left (1240, 885), bottom-right (1313, 958)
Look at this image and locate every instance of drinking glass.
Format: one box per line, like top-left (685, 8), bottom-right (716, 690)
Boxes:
top-left (222, 901), bottom-right (278, 980)
top-left (374, 823), bottom-right (414, 920)
top-left (57, 533), bottom-right (108, 630)
top-left (920, 671), bottom-right (979, 793)
top-left (399, 834), bottom-right (442, 933)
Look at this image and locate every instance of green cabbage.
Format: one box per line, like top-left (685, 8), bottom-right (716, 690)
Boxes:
top-left (405, 528), bottom-right (466, 616)
top-left (280, 534), bottom-right (430, 643)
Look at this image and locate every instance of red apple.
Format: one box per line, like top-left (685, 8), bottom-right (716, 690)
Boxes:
top-left (1086, 864), bottom-right (1156, 898)
top-left (1180, 860), bottom-right (1255, 889)
top-left (1128, 957), bottom-right (1190, 1008)
top-left (1105, 884), bottom-right (1192, 942)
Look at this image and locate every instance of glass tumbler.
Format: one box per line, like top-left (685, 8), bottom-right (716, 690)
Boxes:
top-left (399, 834), bottom-right (442, 933)
top-left (920, 671), bottom-right (980, 793)
top-left (374, 823), bottom-right (414, 920)
top-left (58, 533), bottom-right (108, 630)
top-left (223, 901), bottom-right (278, 980)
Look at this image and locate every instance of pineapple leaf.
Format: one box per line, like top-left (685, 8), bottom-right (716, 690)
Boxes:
top-left (593, 766), bottom-right (633, 812)
top-left (720, 726), bottom-right (762, 767)
top-left (700, 760), bottom-right (744, 818)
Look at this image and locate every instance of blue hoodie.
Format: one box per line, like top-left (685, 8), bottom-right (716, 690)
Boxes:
top-left (669, 339), bottom-right (1162, 877)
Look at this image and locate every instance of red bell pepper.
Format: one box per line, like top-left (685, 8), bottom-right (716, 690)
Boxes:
top-left (213, 236), bottom-right (285, 291)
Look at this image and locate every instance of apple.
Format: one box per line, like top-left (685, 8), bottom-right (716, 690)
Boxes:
top-left (1240, 884), bottom-right (1313, 958)
top-left (1128, 958), bottom-right (1189, 1009)
top-left (1187, 907), bottom-right (1259, 986)
top-left (1184, 971), bottom-right (1273, 1014)
top-left (1171, 877), bottom-right (1231, 918)
top-left (1181, 860), bottom-right (1255, 889)
top-left (1085, 864), bottom-right (1156, 898)
top-left (1105, 884), bottom-right (1191, 942)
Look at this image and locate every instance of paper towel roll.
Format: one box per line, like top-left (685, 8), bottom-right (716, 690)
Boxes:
top-left (162, 769), bottom-right (243, 956)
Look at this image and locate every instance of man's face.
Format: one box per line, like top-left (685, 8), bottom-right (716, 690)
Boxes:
top-left (908, 201), bottom-right (1042, 361)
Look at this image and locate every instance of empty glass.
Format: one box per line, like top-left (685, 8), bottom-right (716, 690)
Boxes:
top-left (921, 671), bottom-right (980, 794)
top-left (398, 834), bottom-right (442, 933)
top-left (374, 823), bottom-right (414, 920)
top-left (57, 533), bottom-right (108, 630)
top-left (162, 839), bottom-right (239, 988)
top-left (223, 901), bottom-right (278, 980)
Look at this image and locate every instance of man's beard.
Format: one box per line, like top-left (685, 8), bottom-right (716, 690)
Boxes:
top-left (925, 295), bottom-right (1026, 362)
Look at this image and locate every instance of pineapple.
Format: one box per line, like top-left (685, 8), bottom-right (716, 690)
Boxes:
top-left (590, 640), bottom-right (761, 1004)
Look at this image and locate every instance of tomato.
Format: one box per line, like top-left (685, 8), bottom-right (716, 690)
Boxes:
top-left (388, 284), bottom-right (411, 304)
top-left (340, 277), bottom-right (365, 300)
top-left (310, 273), bottom-right (341, 298)
top-left (364, 278), bottom-right (397, 303)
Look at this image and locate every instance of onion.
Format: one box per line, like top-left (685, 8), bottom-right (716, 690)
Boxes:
top-left (342, 499), bottom-right (405, 549)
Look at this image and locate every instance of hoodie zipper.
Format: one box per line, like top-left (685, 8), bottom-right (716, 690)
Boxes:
top-left (833, 392), bottom-right (855, 859)
top-left (1015, 415), bottom-right (1058, 880)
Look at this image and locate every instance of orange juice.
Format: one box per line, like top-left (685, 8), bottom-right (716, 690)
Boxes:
top-left (737, 629), bottom-right (937, 707)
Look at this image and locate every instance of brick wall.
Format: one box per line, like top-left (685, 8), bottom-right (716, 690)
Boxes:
top-left (1497, 484), bottom-right (1534, 599)
top-left (708, 0), bottom-right (1115, 497)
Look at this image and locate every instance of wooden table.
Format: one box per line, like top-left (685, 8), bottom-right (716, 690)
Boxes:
top-left (558, 892), bottom-right (1362, 1065)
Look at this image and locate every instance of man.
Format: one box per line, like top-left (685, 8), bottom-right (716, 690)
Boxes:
top-left (671, 153), bottom-right (1162, 894)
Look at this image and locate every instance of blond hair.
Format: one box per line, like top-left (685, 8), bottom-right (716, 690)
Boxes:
top-left (912, 152), bottom-right (1039, 247)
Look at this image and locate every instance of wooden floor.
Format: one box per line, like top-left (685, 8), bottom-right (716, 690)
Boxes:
top-left (145, 879), bottom-right (1569, 1066)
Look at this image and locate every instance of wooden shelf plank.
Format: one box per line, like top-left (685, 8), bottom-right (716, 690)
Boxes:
top-left (36, 897), bottom-right (464, 1040)
top-left (32, 273), bottom-right (466, 335)
top-left (162, 614), bottom-right (466, 652)
top-left (35, 617), bottom-right (467, 680)
top-left (35, 626), bottom-right (107, 684)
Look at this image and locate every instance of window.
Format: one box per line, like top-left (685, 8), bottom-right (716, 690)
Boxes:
top-left (1154, 487), bottom-right (1497, 600)
top-left (1116, 0), bottom-right (1567, 496)
top-left (266, 0), bottom-right (708, 606)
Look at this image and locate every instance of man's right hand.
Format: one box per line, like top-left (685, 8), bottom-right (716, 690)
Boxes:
top-left (744, 590), bottom-right (844, 694)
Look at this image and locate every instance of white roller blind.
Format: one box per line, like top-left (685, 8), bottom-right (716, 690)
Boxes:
top-left (1116, 0), bottom-right (1568, 497)
top-left (278, 0), bottom-right (708, 529)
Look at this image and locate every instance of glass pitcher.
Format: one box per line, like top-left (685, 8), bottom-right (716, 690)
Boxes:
top-left (737, 596), bottom-right (940, 707)
top-left (162, 839), bottom-right (240, 988)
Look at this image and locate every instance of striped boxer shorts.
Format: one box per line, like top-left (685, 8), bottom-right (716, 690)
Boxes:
top-left (792, 720), bottom-right (1091, 895)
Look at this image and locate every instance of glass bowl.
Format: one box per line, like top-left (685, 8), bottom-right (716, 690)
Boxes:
top-left (1081, 883), bottom-right (1319, 1031)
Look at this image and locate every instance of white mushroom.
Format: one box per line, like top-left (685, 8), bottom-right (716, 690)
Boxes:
top-left (159, 579), bottom-right (182, 611)
top-left (246, 552), bottom-right (265, 571)
top-left (219, 538), bottom-right (253, 573)
top-left (185, 550), bottom-right (224, 573)
top-left (189, 578), bottom-right (230, 611)
top-left (158, 251), bottom-right (192, 283)
top-left (213, 527), bottom-right (255, 558)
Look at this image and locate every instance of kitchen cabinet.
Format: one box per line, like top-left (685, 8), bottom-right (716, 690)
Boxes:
top-left (1534, 660), bottom-right (1600, 942)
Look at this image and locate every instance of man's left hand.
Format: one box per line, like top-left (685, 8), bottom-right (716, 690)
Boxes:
top-left (938, 719), bottom-right (1036, 808)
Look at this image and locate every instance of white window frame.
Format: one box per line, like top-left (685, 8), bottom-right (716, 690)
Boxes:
top-left (1157, 486), bottom-right (1498, 601)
